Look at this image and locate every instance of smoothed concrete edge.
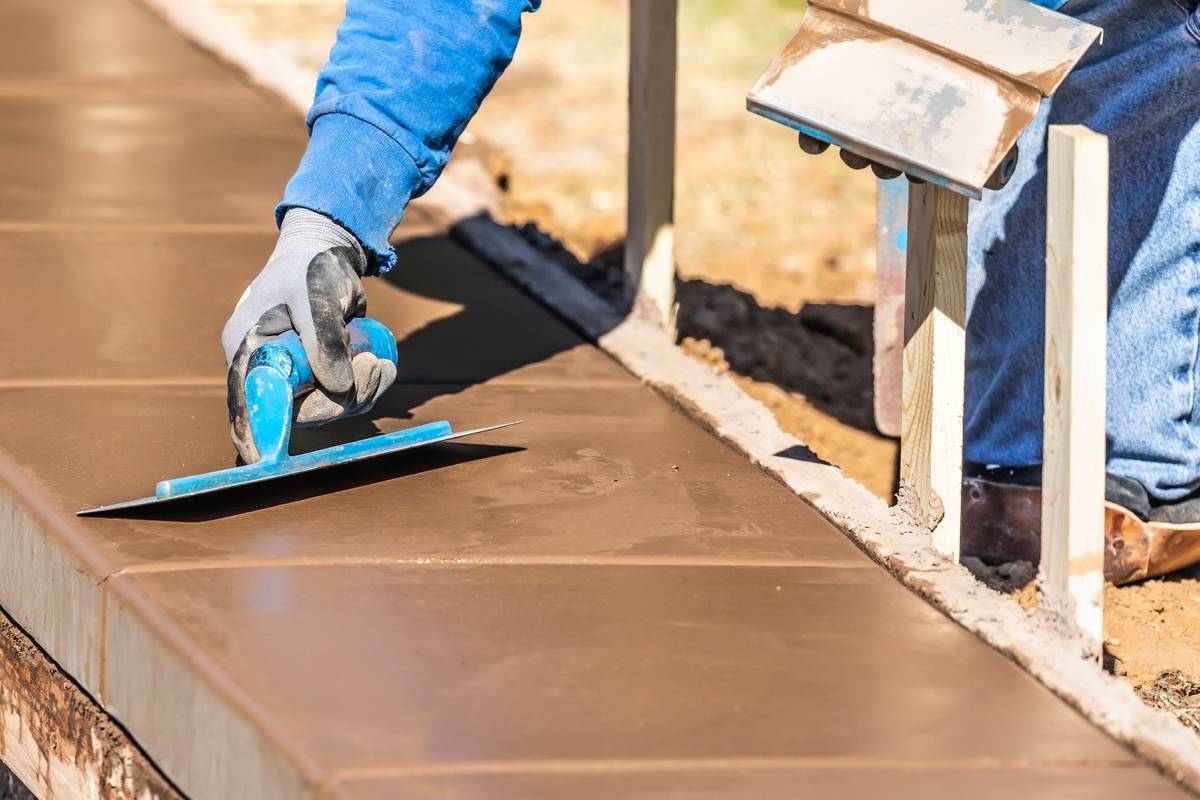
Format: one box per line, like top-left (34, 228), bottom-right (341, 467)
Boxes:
top-left (0, 480), bottom-right (102, 696)
top-left (451, 215), bottom-right (1200, 795)
top-left (103, 576), bottom-right (319, 800)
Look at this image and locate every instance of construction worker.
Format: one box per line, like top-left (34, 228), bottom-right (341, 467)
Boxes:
top-left (962, 0), bottom-right (1200, 577)
top-left (222, 0), bottom-right (539, 463)
top-left (222, 0), bottom-right (1200, 577)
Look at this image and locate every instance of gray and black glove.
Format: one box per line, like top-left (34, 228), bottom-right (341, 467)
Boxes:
top-left (221, 208), bottom-right (397, 463)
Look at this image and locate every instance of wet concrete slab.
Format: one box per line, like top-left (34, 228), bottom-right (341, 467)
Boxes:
top-left (0, 381), bottom-right (869, 571)
top-left (0, 0), bottom-right (247, 91)
top-left (106, 562), bottom-right (1148, 792)
top-left (329, 767), bottom-right (1191, 800)
top-left (0, 0), bottom-right (1193, 797)
top-left (0, 95), bottom-right (302, 225)
top-left (0, 369), bottom-right (870, 717)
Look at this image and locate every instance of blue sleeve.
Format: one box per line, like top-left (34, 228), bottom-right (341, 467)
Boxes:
top-left (277, 0), bottom-right (540, 273)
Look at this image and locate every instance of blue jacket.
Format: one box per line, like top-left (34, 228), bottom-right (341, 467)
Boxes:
top-left (279, 0), bottom-right (540, 273)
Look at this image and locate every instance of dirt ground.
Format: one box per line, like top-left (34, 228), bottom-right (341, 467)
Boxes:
top-left (215, 0), bottom-right (1197, 728)
top-left (1108, 568), bottom-right (1200, 685)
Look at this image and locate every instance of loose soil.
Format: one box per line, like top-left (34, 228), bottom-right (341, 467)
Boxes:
top-left (1108, 569), bottom-right (1200, 687)
top-left (213, 0), bottom-right (1200, 730)
top-left (969, 556), bottom-right (1200, 718)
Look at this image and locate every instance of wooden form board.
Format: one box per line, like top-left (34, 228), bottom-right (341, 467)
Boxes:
top-left (626, 0), bottom-right (678, 333)
top-left (874, 179), bottom-right (909, 438)
top-left (1040, 125), bottom-right (1109, 651)
top-left (901, 183), bottom-right (969, 560)
top-left (0, 607), bottom-right (181, 800)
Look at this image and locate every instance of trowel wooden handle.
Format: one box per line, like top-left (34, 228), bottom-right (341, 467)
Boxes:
top-left (247, 317), bottom-right (399, 395)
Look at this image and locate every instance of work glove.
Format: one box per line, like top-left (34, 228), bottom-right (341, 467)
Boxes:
top-left (797, 131), bottom-right (1018, 190)
top-left (221, 208), bottom-right (397, 464)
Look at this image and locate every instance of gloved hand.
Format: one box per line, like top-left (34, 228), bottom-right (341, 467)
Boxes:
top-left (796, 131), bottom-right (1018, 190)
top-left (221, 208), bottom-right (397, 463)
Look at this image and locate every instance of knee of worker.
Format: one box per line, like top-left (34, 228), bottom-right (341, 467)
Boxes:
top-left (1105, 303), bottom-right (1200, 502)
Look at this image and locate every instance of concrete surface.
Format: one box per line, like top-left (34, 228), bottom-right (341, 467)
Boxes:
top-left (0, 0), bottom-right (1194, 797)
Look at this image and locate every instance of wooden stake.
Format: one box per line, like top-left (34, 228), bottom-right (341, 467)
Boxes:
top-left (626, 0), bottom-right (677, 334)
top-left (874, 179), bottom-right (909, 438)
top-left (1041, 125), bottom-right (1108, 652)
top-left (901, 183), bottom-right (969, 560)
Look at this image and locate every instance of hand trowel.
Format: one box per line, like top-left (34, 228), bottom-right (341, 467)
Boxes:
top-left (78, 318), bottom-right (519, 515)
top-left (745, 0), bottom-right (1102, 197)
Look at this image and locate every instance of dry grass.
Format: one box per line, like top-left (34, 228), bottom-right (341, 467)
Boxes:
top-left (1137, 671), bottom-right (1200, 732)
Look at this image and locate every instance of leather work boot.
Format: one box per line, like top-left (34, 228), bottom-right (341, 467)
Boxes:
top-left (961, 464), bottom-right (1200, 585)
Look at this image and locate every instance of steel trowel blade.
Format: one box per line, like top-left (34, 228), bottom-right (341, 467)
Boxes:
top-left (77, 421), bottom-right (522, 516)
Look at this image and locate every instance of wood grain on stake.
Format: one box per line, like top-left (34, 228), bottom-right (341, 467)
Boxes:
top-left (625, 0), bottom-right (677, 334)
top-left (1041, 125), bottom-right (1108, 651)
top-left (901, 183), bottom-right (969, 560)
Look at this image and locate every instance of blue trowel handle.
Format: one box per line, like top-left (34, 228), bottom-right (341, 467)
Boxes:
top-left (247, 317), bottom-right (399, 393)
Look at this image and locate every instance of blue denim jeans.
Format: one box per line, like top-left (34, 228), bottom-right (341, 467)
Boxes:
top-left (966, 0), bottom-right (1200, 501)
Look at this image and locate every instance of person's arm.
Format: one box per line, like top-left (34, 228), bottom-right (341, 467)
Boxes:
top-left (222, 0), bottom-right (537, 462)
top-left (281, 0), bottom-right (540, 274)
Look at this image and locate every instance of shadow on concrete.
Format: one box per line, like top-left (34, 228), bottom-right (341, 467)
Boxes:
top-left (363, 231), bottom-right (601, 421)
top-left (773, 444), bottom-right (832, 466)
top-left (131, 220), bottom-right (882, 521)
top-left (93, 443), bottom-right (523, 522)
top-left (257, 228), bottom-right (599, 466)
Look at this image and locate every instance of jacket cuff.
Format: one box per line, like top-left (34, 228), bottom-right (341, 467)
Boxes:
top-left (276, 113), bottom-right (424, 274)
